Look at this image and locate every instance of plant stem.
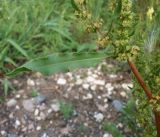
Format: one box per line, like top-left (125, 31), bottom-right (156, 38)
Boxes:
top-left (154, 112), bottom-right (160, 137)
top-left (127, 59), bottom-right (160, 137)
top-left (127, 59), bottom-right (152, 100)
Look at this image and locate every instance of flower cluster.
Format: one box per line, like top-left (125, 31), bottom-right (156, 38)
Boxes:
top-left (113, 0), bottom-right (139, 60)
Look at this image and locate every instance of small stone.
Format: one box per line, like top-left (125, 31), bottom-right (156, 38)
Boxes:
top-left (23, 99), bottom-right (35, 112)
top-left (41, 133), bottom-right (49, 137)
top-left (15, 94), bottom-right (21, 99)
top-left (82, 83), bottom-right (90, 90)
top-left (109, 74), bottom-right (117, 78)
top-left (75, 79), bottom-right (83, 85)
top-left (83, 93), bottom-right (93, 100)
top-left (90, 85), bottom-right (97, 91)
top-left (51, 103), bottom-right (60, 112)
top-left (48, 109), bottom-right (53, 114)
top-left (112, 100), bottom-right (123, 112)
top-left (120, 91), bottom-right (127, 97)
top-left (122, 83), bottom-right (133, 90)
top-left (40, 112), bottom-right (46, 120)
top-left (7, 99), bottom-right (17, 107)
top-left (86, 76), bottom-right (95, 83)
top-left (97, 104), bottom-right (107, 112)
top-left (34, 109), bottom-right (39, 116)
top-left (36, 126), bottom-right (41, 131)
top-left (94, 112), bottom-right (104, 122)
top-left (7, 134), bottom-right (17, 137)
top-left (27, 79), bottom-right (35, 86)
top-left (57, 78), bottom-right (66, 85)
top-left (1, 130), bottom-right (6, 136)
top-left (34, 95), bottom-right (46, 104)
top-left (104, 98), bottom-right (108, 103)
top-left (9, 113), bottom-right (14, 119)
top-left (117, 123), bottom-right (123, 128)
top-left (15, 119), bottom-right (21, 127)
top-left (97, 96), bottom-right (102, 99)
top-left (103, 133), bottom-right (113, 137)
top-left (94, 80), bottom-right (105, 86)
top-left (28, 123), bottom-right (34, 130)
top-left (15, 105), bottom-right (20, 110)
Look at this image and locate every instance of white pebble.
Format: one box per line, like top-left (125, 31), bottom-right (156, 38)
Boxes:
top-left (15, 94), bottom-right (21, 99)
top-left (76, 79), bottom-right (83, 85)
top-left (82, 83), bottom-right (90, 90)
top-left (34, 109), bottom-right (39, 116)
top-left (90, 85), bottom-right (97, 91)
top-left (15, 105), bottom-right (20, 110)
top-left (94, 80), bottom-right (105, 86)
top-left (15, 119), bottom-right (21, 127)
top-left (83, 93), bottom-right (93, 100)
top-left (103, 133), bottom-right (113, 137)
top-left (27, 79), bottom-right (35, 86)
top-left (94, 112), bottom-right (104, 122)
top-left (120, 91), bottom-right (127, 97)
top-left (104, 98), bottom-right (108, 103)
top-left (122, 83), bottom-right (133, 90)
top-left (1, 130), bottom-right (6, 135)
top-left (57, 78), bottom-right (66, 85)
top-left (36, 126), bottom-right (41, 131)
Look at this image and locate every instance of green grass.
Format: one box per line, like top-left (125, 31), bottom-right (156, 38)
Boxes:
top-left (59, 101), bottom-right (74, 119)
top-left (0, 0), bottom-right (77, 73)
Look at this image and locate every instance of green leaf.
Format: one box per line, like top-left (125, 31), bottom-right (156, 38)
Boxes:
top-left (71, 0), bottom-right (80, 11)
top-left (114, 0), bottom-right (122, 16)
top-left (103, 122), bottom-right (124, 137)
top-left (7, 50), bottom-right (113, 76)
top-left (7, 39), bottom-right (29, 59)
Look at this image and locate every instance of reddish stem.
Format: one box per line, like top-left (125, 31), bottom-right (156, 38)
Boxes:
top-left (127, 59), bottom-right (152, 100)
top-left (127, 59), bottom-right (160, 137)
top-left (155, 112), bottom-right (160, 137)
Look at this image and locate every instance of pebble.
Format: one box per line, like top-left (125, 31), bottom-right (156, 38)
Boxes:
top-left (122, 83), bottom-right (133, 90)
top-left (112, 100), bottom-right (123, 112)
top-left (36, 126), bottom-right (42, 131)
top-left (7, 134), bottom-right (18, 137)
top-left (82, 83), bottom-right (90, 90)
top-left (90, 85), bottom-right (97, 91)
top-left (34, 109), bottom-right (39, 116)
top-left (94, 80), bottom-right (105, 86)
top-left (104, 98), bottom-right (108, 103)
top-left (23, 99), bottom-right (35, 112)
top-left (120, 91), bottom-right (127, 97)
top-left (41, 133), bottom-right (49, 137)
top-left (34, 95), bottom-right (46, 104)
top-left (86, 76), bottom-right (95, 83)
top-left (15, 119), bottom-right (21, 127)
top-left (94, 112), bottom-right (104, 122)
top-left (15, 94), bottom-right (21, 99)
top-left (103, 133), bottom-right (113, 137)
top-left (75, 79), bottom-right (83, 85)
top-left (57, 78), bottom-right (66, 85)
top-left (105, 83), bottom-right (114, 92)
top-left (51, 102), bottom-right (60, 112)
top-left (1, 130), bottom-right (6, 136)
top-left (15, 105), bottom-right (20, 110)
top-left (27, 79), bottom-right (35, 86)
top-left (109, 74), bottom-right (117, 78)
top-left (83, 93), bottom-right (93, 100)
top-left (7, 99), bottom-right (17, 107)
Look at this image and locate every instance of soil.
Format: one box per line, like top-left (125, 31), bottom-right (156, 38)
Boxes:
top-left (0, 60), bottom-right (133, 137)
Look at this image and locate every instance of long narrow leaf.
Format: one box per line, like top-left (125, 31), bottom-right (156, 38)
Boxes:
top-left (7, 39), bottom-right (29, 59)
top-left (7, 50), bottom-right (113, 76)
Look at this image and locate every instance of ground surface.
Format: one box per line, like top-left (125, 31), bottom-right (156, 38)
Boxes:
top-left (0, 60), bottom-right (133, 137)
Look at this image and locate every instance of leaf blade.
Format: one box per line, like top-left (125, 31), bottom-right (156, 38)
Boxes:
top-left (7, 50), bottom-right (113, 76)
